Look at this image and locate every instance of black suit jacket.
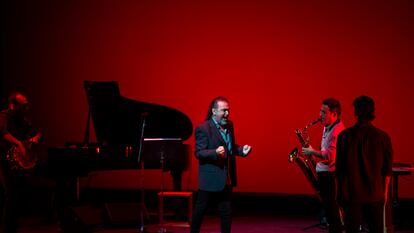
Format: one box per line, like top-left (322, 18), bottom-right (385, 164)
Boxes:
top-left (194, 119), bottom-right (246, 192)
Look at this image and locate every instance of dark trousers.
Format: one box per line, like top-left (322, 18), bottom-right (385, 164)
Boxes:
top-left (190, 186), bottom-right (232, 233)
top-left (0, 160), bottom-right (26, 233)
top-left (318, 172), bottom-right (342, 233)
top-left (342, 200), bottom-right (384, 233)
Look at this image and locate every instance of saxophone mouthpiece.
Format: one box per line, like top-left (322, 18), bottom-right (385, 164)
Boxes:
top-left (312, 117), bottom-right (322, 125)
top-left (304, 118), bottom-right (321, 130)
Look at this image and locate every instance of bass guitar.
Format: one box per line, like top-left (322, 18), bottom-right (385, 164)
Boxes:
top-left (6, 141), bottom-right (39, 170)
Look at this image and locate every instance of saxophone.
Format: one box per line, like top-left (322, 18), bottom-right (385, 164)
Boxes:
top-left (289, 118), bottom-right (321, 193)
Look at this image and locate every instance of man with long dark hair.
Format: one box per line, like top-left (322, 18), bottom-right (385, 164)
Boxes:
top-left (190, 96), bottom-right (252, 233)
top-left (336, 96), bottom-right (393, 233)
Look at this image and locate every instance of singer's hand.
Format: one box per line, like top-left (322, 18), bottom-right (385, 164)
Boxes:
top-left (242, 145), bottom-right (252, 155)
top-left (216, 146), bottom-right (225, 158)
top-left (302, 145), bottom-right (314, 155)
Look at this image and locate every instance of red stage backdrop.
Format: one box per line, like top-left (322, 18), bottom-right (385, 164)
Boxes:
top-left (3, 1), bottom-right (414, 198)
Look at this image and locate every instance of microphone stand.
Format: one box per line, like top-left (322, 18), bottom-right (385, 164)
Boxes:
top-left (137, 113), bottom-right (148, 233)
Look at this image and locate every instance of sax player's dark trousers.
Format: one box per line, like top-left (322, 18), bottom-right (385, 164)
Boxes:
top-left (318, 171), bottom-right (342, 233)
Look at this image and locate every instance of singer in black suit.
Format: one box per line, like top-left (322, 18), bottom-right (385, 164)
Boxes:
top-left (190, 96), bottom-right (252, 233)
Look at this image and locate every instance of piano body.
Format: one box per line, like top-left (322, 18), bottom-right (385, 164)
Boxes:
top-left (47, 80), bottom-right (193, 191)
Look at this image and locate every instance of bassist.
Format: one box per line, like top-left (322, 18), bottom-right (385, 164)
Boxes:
top-left (0, 92), bottom-right (42, 233)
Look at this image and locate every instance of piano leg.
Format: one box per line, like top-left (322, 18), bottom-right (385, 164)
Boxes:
top-left (55, 176), bottom-right (79, 230)
top-left (170, 168), bottom-right (183, 191)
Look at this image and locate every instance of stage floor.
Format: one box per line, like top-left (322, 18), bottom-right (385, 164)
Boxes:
top-left (15, 197), bottom-right (414, 233)
top-left (16, 213), bottom-right (414, 233)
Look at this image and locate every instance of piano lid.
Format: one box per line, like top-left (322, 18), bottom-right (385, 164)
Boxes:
top-left (84, 81), bottom-right (193, 145)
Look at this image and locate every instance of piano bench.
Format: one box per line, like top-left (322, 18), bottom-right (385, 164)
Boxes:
top-left (158, 191), bottom-right (193, 228)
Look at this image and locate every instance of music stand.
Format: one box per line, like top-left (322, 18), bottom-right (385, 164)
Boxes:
top-left (141, 138), bottom-right (183, 233)
top-left (137, 113), bottom-right (148, 233)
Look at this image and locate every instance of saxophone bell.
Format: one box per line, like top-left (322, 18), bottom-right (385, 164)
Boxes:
top-left (288, 147), bottom-right (299, 163)
top-left (289, 118), bottom-right (321, 193)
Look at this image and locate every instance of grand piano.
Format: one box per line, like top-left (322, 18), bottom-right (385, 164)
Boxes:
top-left (47, 80), bottom-right (193, 190)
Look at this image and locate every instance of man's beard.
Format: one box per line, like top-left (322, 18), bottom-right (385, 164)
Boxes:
top-left (220, 118), bottom-right (228, 125)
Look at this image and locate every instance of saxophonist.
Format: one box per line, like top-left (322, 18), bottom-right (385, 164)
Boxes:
top-left (301, 98), bottom-right (345, 233)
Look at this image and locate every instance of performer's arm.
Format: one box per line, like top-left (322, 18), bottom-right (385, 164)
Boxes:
top-left (2, 133), bottom-right (26, 156)
top-left (384, 175), bottom-right (391, 205)
top-left (2, 132), bottom-right (22, 146)
top-left (194, 127), bottom-right (219, 160)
